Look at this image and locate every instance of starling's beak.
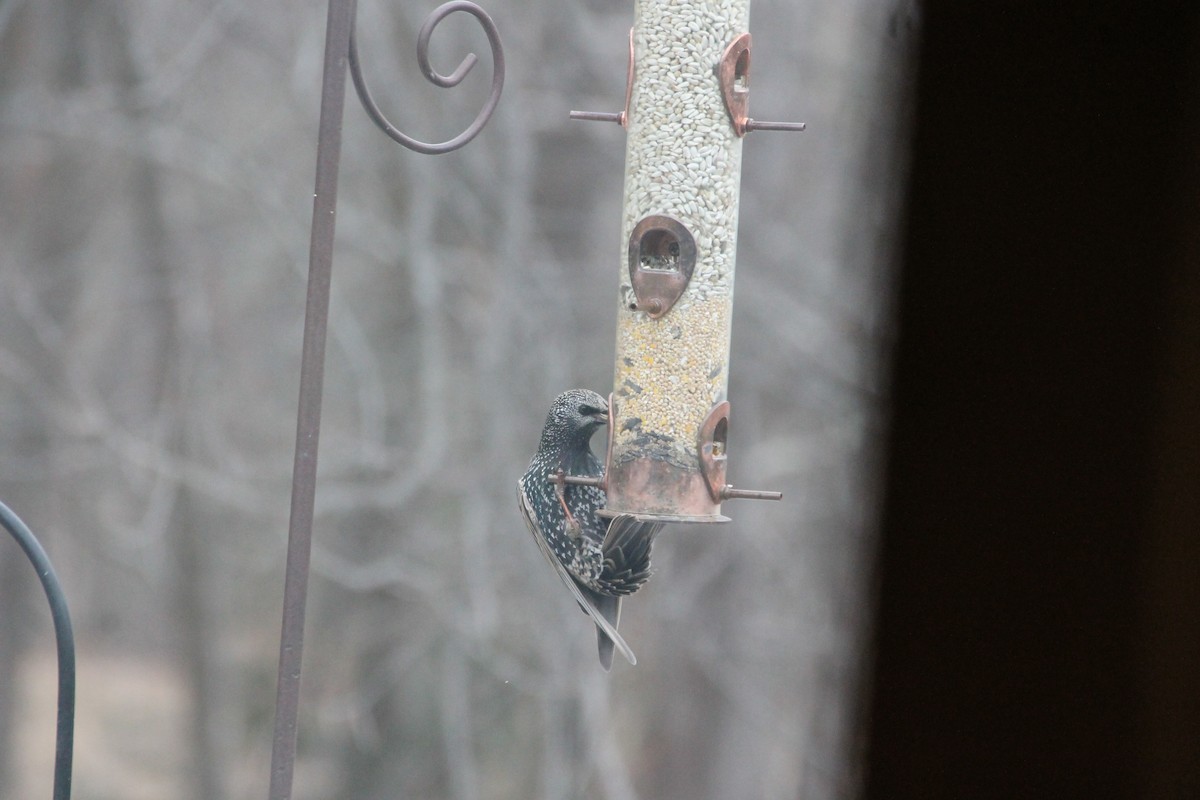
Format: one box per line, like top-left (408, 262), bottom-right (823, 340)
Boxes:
top-left (592, 402), bottom-right (609, 426)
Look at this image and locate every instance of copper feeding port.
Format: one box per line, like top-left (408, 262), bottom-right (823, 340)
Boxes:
top-left (628, 215), bottom-right (696, 319)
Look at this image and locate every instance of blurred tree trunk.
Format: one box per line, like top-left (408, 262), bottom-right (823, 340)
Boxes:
top-left (0, 0), bottom-right (92, 792)
top-left (108, 4), bottom-right (227, 798)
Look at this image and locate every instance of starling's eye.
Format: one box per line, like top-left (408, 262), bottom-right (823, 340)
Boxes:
top-left (579, 404), bottom-right (603, 417)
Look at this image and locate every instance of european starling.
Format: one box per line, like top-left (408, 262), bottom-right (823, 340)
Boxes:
top-left (518, 389), bottom-right (662, 670)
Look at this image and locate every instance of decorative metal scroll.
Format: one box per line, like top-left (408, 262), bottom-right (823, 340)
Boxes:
top-left (349, 1), bottom-right (505, 154)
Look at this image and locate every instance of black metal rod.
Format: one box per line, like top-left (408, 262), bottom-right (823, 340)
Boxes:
top-left (2, 501), bottom-right (75, 800)
top-left (267, 0), bottom-right (353, 797)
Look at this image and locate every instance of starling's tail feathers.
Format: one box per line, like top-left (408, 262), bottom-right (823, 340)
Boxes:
top-left (579, 585), bottom-right (635, 667)
top-left (597, 515), bottom-right (662, 596)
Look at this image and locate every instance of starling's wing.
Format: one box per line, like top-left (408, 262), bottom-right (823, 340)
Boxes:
top-left (518, 484), bottom-right (637, 667)
top-left (592, 593), bottom-right (621, 671)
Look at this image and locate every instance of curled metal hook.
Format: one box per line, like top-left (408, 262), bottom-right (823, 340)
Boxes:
top-left (2, 500), bottom-right (75, 800)
top-left (349, 0), bottom-right (505, 155)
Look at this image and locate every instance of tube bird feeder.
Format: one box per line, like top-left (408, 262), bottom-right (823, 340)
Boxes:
top-left (572, 1), bottom-right (802, 522)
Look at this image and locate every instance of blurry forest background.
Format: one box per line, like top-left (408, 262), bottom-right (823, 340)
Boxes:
top-left (0, 1), bottom-right (918, 798)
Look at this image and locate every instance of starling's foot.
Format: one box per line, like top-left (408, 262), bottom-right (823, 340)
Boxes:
top-left (565, 515), bottom-right (583, 540)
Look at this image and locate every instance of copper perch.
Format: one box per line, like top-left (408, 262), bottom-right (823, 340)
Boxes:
top-left (552, 468), bottom-right (606, 490)
top-left (718, 33), bottom-right (807, 137)
top-left (569, 28), bottom-right (635, 128)
top-left (721, 486), bottom-right (783, 501)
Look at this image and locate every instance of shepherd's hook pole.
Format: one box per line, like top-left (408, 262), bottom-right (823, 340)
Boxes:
top-left (268, 2), bottom-right (503, 797)
top-left (267, 0), bottom-right (352, 797)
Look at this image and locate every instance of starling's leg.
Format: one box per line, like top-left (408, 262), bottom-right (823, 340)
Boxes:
top-left (553, 471), bottom-right (583, 539)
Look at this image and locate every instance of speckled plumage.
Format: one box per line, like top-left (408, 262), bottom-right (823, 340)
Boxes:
top-left (518, 389), bottom-right (662, 669)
